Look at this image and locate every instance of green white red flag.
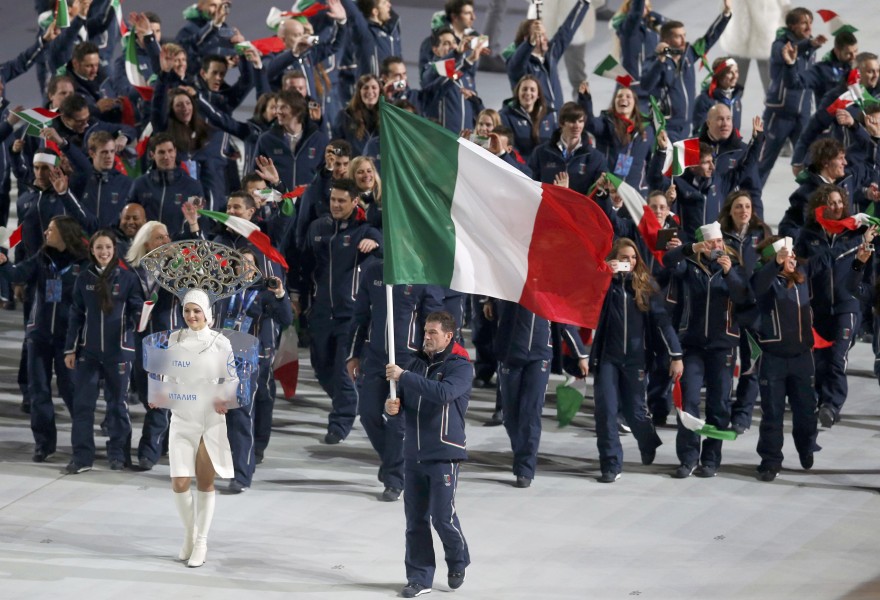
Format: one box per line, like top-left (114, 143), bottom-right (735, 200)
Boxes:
top-left (379, 100), bottom-right (614, 329)
top-left (124, 32), bottom-right (154, 100)
top-left (662, 138), bottom-right (701, 177)
top-left (593, 54), bottom-right (634, 87)
top-left (604, 173), bottom-right (664, 263)
top-left (55, 0), bottom-right (70, 28)
top-left (12, 107), bottom-right (59, 137)
top-left (817, 9), bottom-right (857, 35)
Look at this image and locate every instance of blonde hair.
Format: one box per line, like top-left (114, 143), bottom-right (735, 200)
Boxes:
top-left (348, 156), bottom-right (382, 204)
top-left (126, 221), bottom-right (167, 266)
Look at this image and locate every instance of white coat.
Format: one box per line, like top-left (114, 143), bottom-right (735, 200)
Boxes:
top-left (719, 0), bottom-right (790, 59)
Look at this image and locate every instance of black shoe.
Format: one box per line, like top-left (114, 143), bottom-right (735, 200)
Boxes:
top-left (138, 458), bottom-right (155, 471)
top-left (65, 462), bottom-right (92, 475)
top-left (818, 406), bottom-right (836, 428)
top-left (641, 450), bottom-right (656, 466)
top-left (694, 465), bottom-right (718, 478)
top-left (595, 6), bottom-right (616, 21)
top-left (484, 409), bottom-right (503, 427)
top-left (477, 54), bottom-right (506, 73)
top-left (757, 466), bottom-right (780, 482)
top-left (32, 450), bottom-right (50, 463)
top-left (731, 422), bottom-right (748, 435)
top-left (515, 475), bottom-right (532, 488)
top-left (324, 431), bottom-right (344, 444)
top-left (109, 459), bottom-right (126, 471)
top-left (228, 480), bottom-right (249, 494)
top-left (255, 452), bottom-right (264, 465)
top-left (448, 570), bottom-right (465, 590)
top-left (799, 453), bottom-right (814, 470)
top-left (381, 487), bottom-right (402, 502)
top-left (598, 471), bottom-right (621, 483)
top-left (401, 582), bottom-right (432, 597)
top-left (20, 399), bottom-right (30, 414)
top-left (672, 464), bottom-right (696, 479)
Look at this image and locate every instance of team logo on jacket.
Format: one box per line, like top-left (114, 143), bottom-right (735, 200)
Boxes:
top-left (72, 265), bottom-right (80, 276)
top-left (314, 235), bottom-right (322, 242)
top-left (443, 474), bottom-right (451, 486)
top-left (308, 147), bottom-right (316, 159)
top-left (111, 192), bottom-right (119, 205)
top-left (112, 283), bottom-right (121, 296)
top-left (541, 360), bottom-right (549, 372)
top-left (373, 279), bottom-right (382, 287)
top-left (175, 194), bottom-right (183, 205)
top-left (404, 285), bottom-right (412, 295)
top-left (343, 235), bottom-right (351, 246)
top-left (273, 148), bottom-right (283, 155)
top-left (638, 370), bottom-right (645, 381)
top-left (725, 354), bottom-right (734, 367)
top-left (579, 164), bottom-right (587, 174)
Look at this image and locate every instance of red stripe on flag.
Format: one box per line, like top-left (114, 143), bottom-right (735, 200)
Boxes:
top-left (283, 185), bottom-right (308, 199)
top-left (637, 209), bottom-right (664, 264)
top-left (8, 224), bottom-right (22, 248)
top-left (251, 36), bottom-right (287, 56)
top-left (30, 107), bottom-right (59, 119)
top-left (274, 360), bottom-right (299, 399)
top-left (812, 327), bottom-right (833, 349)
top-left (518, 185), bottom-right (614, 329)
top-left (814, 206), bottom-right (861, 234)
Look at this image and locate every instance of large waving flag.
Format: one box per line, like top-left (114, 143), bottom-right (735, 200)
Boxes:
top-left (662, 138), bottom-right (701, 177)
top-left (379, 101), bottom-right (614, 329)
top-left (817, 10), bottom-right (857, 35)
top-left (605, 173), bottom-right (663, 263)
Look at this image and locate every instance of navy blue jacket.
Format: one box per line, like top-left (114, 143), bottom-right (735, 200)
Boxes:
top-left (589, 275), bottom-right (682, 369)
top-left (693, 84), bottom-right (744, 135)
top-left (0, 249), bottom-right (89, 343)
top-left (17, 186), bottom-right (97, 259)
top-left (763, 30), bottom-right (817, 118)
top-left (640, 12), bottom-right (731, 136)
top-left (778, 170), bottom-right (858, 239)
top-left (266, 20), bottom-right (348, 91)
top-left (499, 101), bottom-right (556, 163)
top-left (527, 130), bottom-right (607, 195)
top-left (342, 0), bottom-right (402, 77)
top-left (400, 342), bottom-right (471, 462)
top-left (506, 0), bottom-right (591, 111)
top-left (751, 261), bottom-right (815, 357)
top-left (332, 106), bottom-right (380, 163)
top-left (347, 260), bottom-right (445, 368)
top-left (213, 287), bottom-right (293, 355)
top-left (175, 13), bottom-right (237, 76)
top-left (131, 264), bottom-right (182, 333)
top-left (254, 122), bottom-right (329, 190)
top-left (128, 167), bottom-right (204, 235)
top-left (63, 143), bottom-right (134, 230)
top-left (294, 166), bottom-right (334, 253)
top-left (64, 263), bottom-right (144, 360)
top-left (663, 243), bottom-right (750, 350)
top-left (493, 300), bottom-right (587, 366)
top-left (197, 95), bottom-right (274, 177)
top-left (613, 0), bottom-right (667, 106)
top-left (791, 50), bottom-right (853, 107)
top-left (420, 51), bottom-right (481, 134)
top-left (794, 221), bottom-right (864, 316)
top-left (303, 213), bottom-right (382, 320)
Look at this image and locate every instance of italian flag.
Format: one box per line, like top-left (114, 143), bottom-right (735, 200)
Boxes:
top-left (111, 0), bottom-right (128, 35)
top-left (814, 206), bottom-right (880, 234)
top-left (662, 138), bottom-right (701, 177)
top-left (55, 0), bottom-right (70, 28)
top-left (249, 37), bottom-right (286, 56)
top-left (605, 173), bottom-right (664, 263)
top-left (197, 209), bottom-right (289, 271)
top-left (272, 325), bottom-right (300, 399)
top-left (136, 122), bottom-right (153, 158)
top-left (826, 69), bottom-right (879, 115)
top-left (673, 381), bottom-right (738, 441)
top-left (266, 2), bottom-right (327, 30)
top-left (13, 107), bottom-right (59, 137)
top-left (124, 32), bottom-right (153, 101)
top-left (593, 54), bottom-right (634, 87)
top-left (817, 9), bottom-right (857, 35)
top-left (432, 58), bottom-right (460, 80)
top-left (0, 224), bottom-right (23, 249)
top-left (379, 101), bottom-right (614, 329)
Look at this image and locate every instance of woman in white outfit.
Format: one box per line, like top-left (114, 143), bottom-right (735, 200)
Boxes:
top-left (165, 289), bottom-right (234, 568)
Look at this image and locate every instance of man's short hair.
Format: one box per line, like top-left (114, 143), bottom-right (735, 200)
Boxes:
top-left (228, 190), bottom-right (256, 210)
top-left (380, 56), bottom-right (405, 77)
top-left (432, 26), bottom-right (456, 47)
top-left (87, 130), bottom-right (114, 152)
top-left (331, 178), bottom-right (359, 198)
top-left (834, 30), bottom-right (858, 49)
top-left (149, 132), bottom-right (177, 153)
top-left (201, 54), bottom-right (227, 72)
top-left (277, 90), bottom-right (307, 119)
top-left (144, 11), bottom-right (161, 24)
top-left (445, 0), bottom-right (474, 20)
top-left (660, 21), bottom-right (685, 41)
top-left (47, 74), bottom-right (74, 96)
top-left (425, 311), bottom-right (457, 335)
top-left (785, 7), bottom-right (813, 29)
top-left (857, 52), bottom-right (879, 67)
top-left (72, 42), bottom-right (100, 63)
top-left (60, 93), bottom-right (89, 117)
top-left (810, 137), bottom-right (845, 169)
top-left (699, 142), bottom-right (714, 158)
top-left (327, 139), bottom-right (353, 157)
top-left (492, 124), bottom-right (513, 138)
top-left (558, 101), bottom-right (585, 125)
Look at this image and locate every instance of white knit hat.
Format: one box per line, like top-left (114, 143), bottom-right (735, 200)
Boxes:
top-left (182, 289), bottom-right (213, 324)
top-left (698, 221), bottom-right (723, 241)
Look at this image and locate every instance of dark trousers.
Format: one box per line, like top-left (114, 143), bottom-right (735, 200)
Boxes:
top-left (814, 312), bottom-right (859, 416)
top-left (359, 357), bottom-right (405, 489)
top-left (731, 331), bottom-right (760, 429)
top-left (646, 353), bottom-right (673, 421)
top-left (594, 360), bottom-right (662, 474)
top-left (226, 397), bottom-right (255, 486)
top-left (253, 354), bottom-right (276, 457)
top-left (756, 352), bottom-right (818, 469)
top-left (676, 348), bottom-right (735, 469)
top-left (133, 334), bottom-right (169, 463)
top-left (499, 359), bottom-right (551, 479)
top-left (757, 112), bottom-right (807, 185)
top-left (310, 317), bottom-right (358, 438)
top-left (404, 460), bottom-right (470, 587)
top-left (29, 337), bottom-right (74, 455)
top-left (470, 296), bottom-right (497, 383)
top-left (70, 355), bottom-right (132, 466)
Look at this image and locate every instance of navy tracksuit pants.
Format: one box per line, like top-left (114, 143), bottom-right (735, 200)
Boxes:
top-left (226, 364), bottom-right (261, 487)
top-left (814, 312), bottom-right (859, 417)
top-left (253, 354), bottom-right (276, 459)
top-left (133, 332), bottom-right (169, 464)
top-left (404, 460), bottom-right (470, 588)
top-left (594, 361), bottom-right (662, 474)
top-left (29, 337), bottom-right (74, 456)
top-left (731, 330), bottom-right (760, 430)
top-left (646, 352), bottom-right (673, 422)
top-left (756, 352), bottom-right (819, 469)
top-left (499, 359), bottom-right (551, 479)
top-left (310, 317), bottom-right (359, 438)
top-left (359, 357), bottom-right (405, 490)
top-left (70, 356), bottom-right (132, 466)
top-left (757, 112), bottom-right (808, 185)
top-left (676, 347), bottom-right (736, 469)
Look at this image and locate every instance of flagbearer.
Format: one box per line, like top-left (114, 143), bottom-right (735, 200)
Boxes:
top-left (663, 221), bottom-right (749, 479)
top-left (385, 311), bottom-right (471, 598)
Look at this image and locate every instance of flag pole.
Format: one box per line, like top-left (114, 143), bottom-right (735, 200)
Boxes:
top-left (386, 284), bottom-right (397, 400)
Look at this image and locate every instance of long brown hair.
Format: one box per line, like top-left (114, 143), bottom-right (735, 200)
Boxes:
top-left (757, 236), bottom-right (805, 287)
top-left (718, 190), bottom-right (771, 236)
top-left (606, 238), bottom-right (654, 312)
top-left (806, 184), bottom-right (850, 225)
top-left (89, 230), bottom-right (119, 315)
top-left (348, 75), bottom-right (381, 140)
top-left (167, 88), bottom-right (210, 153)
top-left (609, 87), bottom-right (645, 145)
top-left (513, 75), bottom-right (548, 145)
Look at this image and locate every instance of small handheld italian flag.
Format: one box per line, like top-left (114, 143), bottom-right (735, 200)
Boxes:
top-left (814, 206), bottom-right (880, 234)
top-left (266, 2), bottom-right (328, 30)
top-left (12, 107), bottom-right (59, 137)
top-left (432, 58), bottom-right (461, 80)
top-left (197, 209), bottom-right (289, 270)
top-left (673, 380), bottom-right (738, 440)
top-left (662, 138), bottom-right (701, 177)
top-left (817, 10), bottom-right (857, 36)
top-left (111, 0), bottom-right (128, 36)
top-left (0, 224), bottom-right (23, 250)
top-left (593, 54), bottom-right (634, 87)
top-left (55, 0), bottom-right (70, 28)
top-left (124, 32), bottom-right (154, 101)
top-left (273, 325), bottom-right (300, 399)
top-left (604, 172), bottom-right (664, 262)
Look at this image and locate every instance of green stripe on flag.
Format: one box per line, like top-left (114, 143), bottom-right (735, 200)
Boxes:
top-left (379, 100), bottom-right (459, 286)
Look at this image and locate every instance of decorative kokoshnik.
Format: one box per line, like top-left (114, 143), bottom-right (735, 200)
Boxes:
top-left (139, 240), bottom-right (263, 409)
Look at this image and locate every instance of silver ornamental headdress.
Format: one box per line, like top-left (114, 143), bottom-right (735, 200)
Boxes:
top-left (140, 240), bottom-right (263, 305)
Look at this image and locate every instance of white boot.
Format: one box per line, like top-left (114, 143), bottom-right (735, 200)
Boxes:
top-left (173, 490), bottom-right (196, 561)
top-left (187, 490), bottom-right (216, 568)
